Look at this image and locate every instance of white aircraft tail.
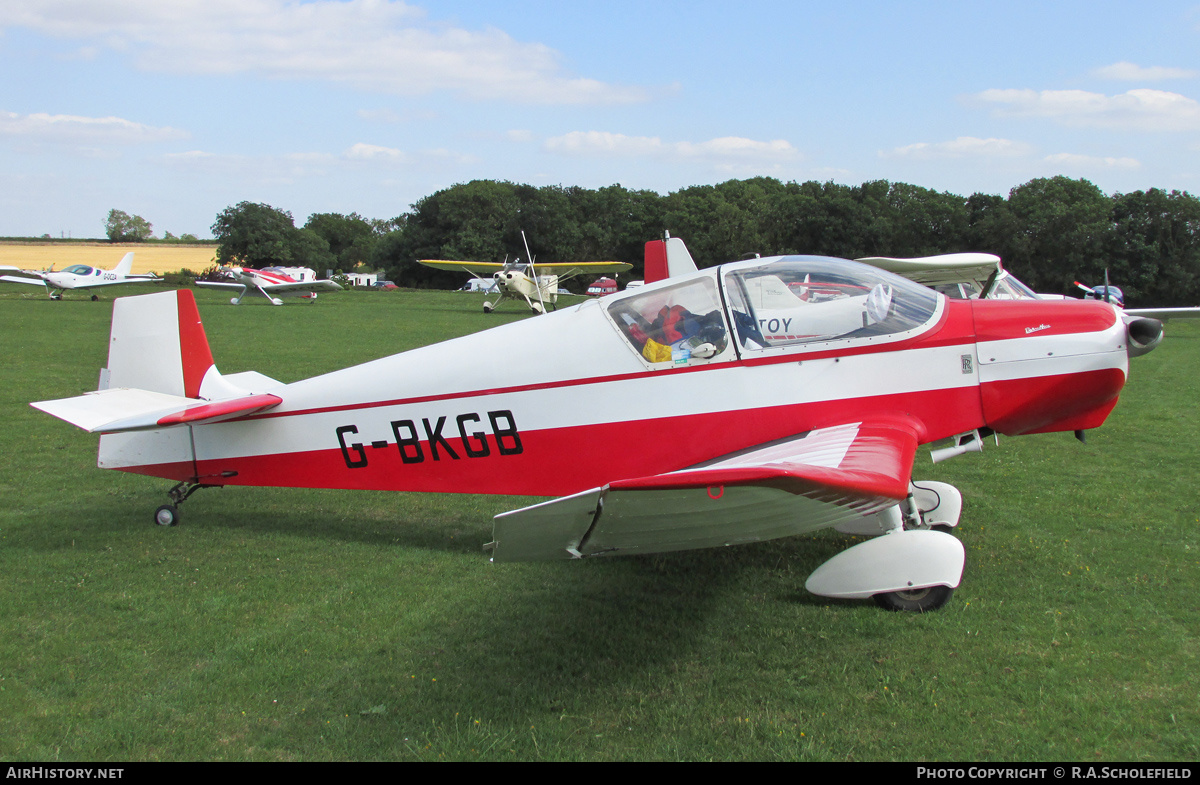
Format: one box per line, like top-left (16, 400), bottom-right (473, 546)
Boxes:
top-left (111, 252), bottom-right (135, 277)
top-left (104, 289), bottom-right (216, 397)
top-left (644, 233), bottom-right (699, 283)
top-left (33, 290), bottom-right (282, 434)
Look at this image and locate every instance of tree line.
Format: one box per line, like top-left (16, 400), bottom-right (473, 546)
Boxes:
top-left (207, 175), bottom-right (1200, 307)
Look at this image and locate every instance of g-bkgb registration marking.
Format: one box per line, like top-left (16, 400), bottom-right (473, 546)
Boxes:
top-left (336, 409), bottom-right (522, 469)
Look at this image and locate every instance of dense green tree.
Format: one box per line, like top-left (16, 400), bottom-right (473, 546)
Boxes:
top-left (874, 182), bottom-right (969, 257)
top-left (1108, 189), bottom-right (1200, 306)
top-left (104, 209), bottom-right (153, 242)
top-left (211, 201), bottom-right (334, 271)
top-left (213, 176), bottom-right (1200, 305)
top-left (1004, 176), bottom-right (1114, 295)
top-left (304, 212), bottom-right (381, 271)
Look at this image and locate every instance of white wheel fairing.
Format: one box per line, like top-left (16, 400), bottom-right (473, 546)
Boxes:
top-left (804, 529), bottom-right (964, 600)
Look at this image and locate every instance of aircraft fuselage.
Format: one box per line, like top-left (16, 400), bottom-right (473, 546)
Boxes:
top-left (96, 256), bottom-right (1137, 500)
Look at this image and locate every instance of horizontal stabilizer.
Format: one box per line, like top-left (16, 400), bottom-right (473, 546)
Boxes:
top-left (32, 288), bottom-right (283, 433)
top-left (32, 388), bottom-right (282, 433)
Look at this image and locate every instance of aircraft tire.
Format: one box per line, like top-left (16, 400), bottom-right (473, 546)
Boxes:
top-left (91, 295), bottom-right (99, 301)
top-left (154, 504), bottom-right (180, 527)
top-left (872, 584), bottom-right (953, 613)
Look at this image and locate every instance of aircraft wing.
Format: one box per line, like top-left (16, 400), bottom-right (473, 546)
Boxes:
top-left (193, 281), bottom-right (243, 291)
top-left (1125, 306), bottom-right (1200, 321)
top-left (1, 273), bottom-right (47, 285)
top-left (258, 280), bottom-right (342, 294)
top-left (524, 261), bottom-right (632, 277)
top-left (194, 280), bottom-right (341, 294)
top-left (857, 253), bottom-right (1002, 288)
top-left (419, 260), bottom-right (505, 275)
top-left (489, 419), bottom-right (920, 562)
top-left (419, 260), bottom-right (632, 277)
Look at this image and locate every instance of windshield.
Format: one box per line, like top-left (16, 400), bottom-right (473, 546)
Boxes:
top-left (722, 256), bottom-right (941, 350)
top-left (61, 265), bottom-right (94, 275)
top-left (989, 274), bottom-right (1039, 300)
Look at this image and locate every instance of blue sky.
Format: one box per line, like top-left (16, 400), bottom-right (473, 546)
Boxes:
top-left (2, 0), bottom-right (1199, 239)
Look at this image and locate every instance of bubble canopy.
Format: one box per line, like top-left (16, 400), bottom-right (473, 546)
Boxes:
top-left (605, 255), bottom-right (943, 364)
top-left (720, 256), bottom-right (941, 350)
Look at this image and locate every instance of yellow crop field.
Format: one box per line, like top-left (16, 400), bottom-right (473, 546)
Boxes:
top-left (0, 243), bottom-right (216, 275)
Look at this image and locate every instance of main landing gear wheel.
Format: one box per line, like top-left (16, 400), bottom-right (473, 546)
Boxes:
top-left (873, 584), bottom-right (954, 613)
top-left (154, 504), bottom-right (180, 527)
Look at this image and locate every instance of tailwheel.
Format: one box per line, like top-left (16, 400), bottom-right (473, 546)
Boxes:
top-left (152, 472), bottom-right (235, 527)
top-left (873, 584), bottom-right (954, 613)
top-left (154, 504), bottom-right (180, 527)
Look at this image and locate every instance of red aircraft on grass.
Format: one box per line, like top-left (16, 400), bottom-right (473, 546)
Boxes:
top-left (195, 265), bottom-right (342, 305)
top-left (32, 236), bottom-right (1163, 611)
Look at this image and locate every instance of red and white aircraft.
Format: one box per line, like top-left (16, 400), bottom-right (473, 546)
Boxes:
top-left (1, 252), bottom-right (161, 300)
top-left (31, 240), bottom-right (1165, 611)
top-left (194, 265), bottom-right (342, 305)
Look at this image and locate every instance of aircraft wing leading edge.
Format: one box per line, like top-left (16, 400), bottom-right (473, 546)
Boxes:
top-left (418, 260), bottom-right (632, 275)
top-left (489, 419), bottom-right (920, 562)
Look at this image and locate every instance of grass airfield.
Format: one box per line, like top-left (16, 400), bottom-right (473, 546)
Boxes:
top-left (1, 281), bottom-right (1197, 761)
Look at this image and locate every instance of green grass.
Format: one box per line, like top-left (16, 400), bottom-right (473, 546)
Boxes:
top-left (1, 284), bottom-right (1197, 761)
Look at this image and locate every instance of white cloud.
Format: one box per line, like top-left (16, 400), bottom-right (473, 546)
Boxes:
top-left (0, 110), bottom-right (187, 144)
top-left (883, 136), bottom-right (1033, 160)
top-left (1044, 152), bottom-right (1141, 170)
top-left (970, 88), bottom-right (1200, 131)
top-left (161, 149), bottom-right (337, 184)
top-left (1092, 61), bottom-right (1198, 81)
top-left (543, 131), bottom-right (798, 163)
top-left (0, 0), bottom-right (649, 105)
top-left (344, 142), bottom-right (407, 163)
top-left (544, 131), bottom-right (666, 157)
top-left (161, 142), bottom-right (472, 182)
top-left (675, 136), bottom-right (797, 162)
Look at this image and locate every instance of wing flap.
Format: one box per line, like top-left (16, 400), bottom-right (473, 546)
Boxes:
top-left (490, 419), bottom-right (921, 561)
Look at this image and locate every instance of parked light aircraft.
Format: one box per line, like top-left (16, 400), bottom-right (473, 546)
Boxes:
top-left (194, 266), bottom-right (342, 305)
top-left (0, 252), bottom-right (161, 300)
top-left (419, 255), bottom-right (631, 313)
top-left (31, 242), bottom-right (1165, 612)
